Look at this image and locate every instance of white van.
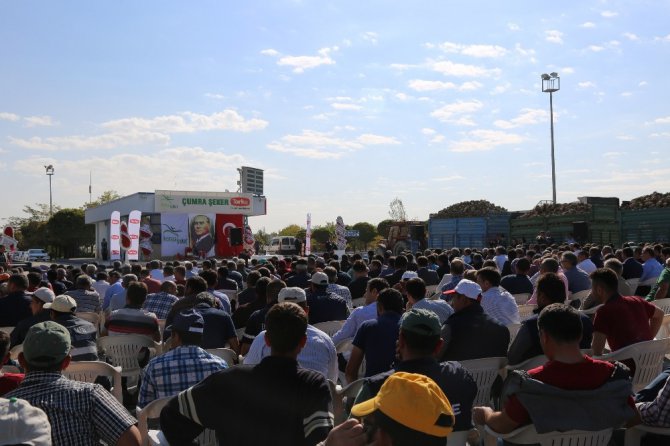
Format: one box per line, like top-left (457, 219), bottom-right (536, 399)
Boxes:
top-left (267, 236), bottom-right (298, 255)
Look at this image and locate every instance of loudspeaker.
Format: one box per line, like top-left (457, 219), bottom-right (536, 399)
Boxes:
top-left (573, 221), bottom-right (588, 242)
top-left (230, 227), bottom-right (243, 246)
top-left (410, 225), bottom-right (425, 239)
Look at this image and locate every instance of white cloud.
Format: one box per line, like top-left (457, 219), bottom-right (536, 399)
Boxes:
top-left (562, 67), bottom-right (575, 74)
top-left (654, 34), bottom-right (670, 42)
top-left (102, 110), bottom-right (268, 134)
top-left (620, 91), bottom-right (633, 97)
top-left (408, 79), bottom-right (456, 91)
top-left (491, 83), bottom-right (511, 95)
top-left (266, 130), bottom-right (399, 159)
top-left (276, 46), bottom-right (338, 73)
top-left (578, 81), bottom-right (597, 88)
top-left (204, 93), bottom-right (225, 100)
top-left (545, 30), bottom-right (564, 44)
top-left (430, 60), bottom-right (501, 77)
top-left (260, 48), bottom-right (280, 57)
top-left (433, 175), bottom-right (465, 181)
top-left (581, 22), bottom-right (596, 28)
top-left (622, 32), bottom-right (639, 41)
top-left (430, 100), bottom-right (483, 125)
top-left (9, 110), bottom-right (267, 151)
top-left (459, 81), bottom-right (484, 91)
top-left (507, 23), bottom-right (520, 31)
top-left (601, 10), bottom-right (619, 18)
top-left (515, 44), bottom-right (536, 62)
top-left (652, 116), bottom-right (670, 124)
top-left (395, 92), bottom-right (412, 101)
top-left (331, 103), bottom-right (363, 110)
top-left (0, 112), bottom-right (20, 122)
top-left (362, 32), bottom-right (378, 45)
top-left (436, 42), bottom-right (508, 58)
top-left (421, 128), bottom-right (436, 136)
top-left (639, 81), bottom-right (648, 87)
top-left (24, 115), bottom-right (57, 127)
top-left (586, 45), bottom-right (605, 52)
top-left (449, 129), bottom-right (524, 152)
top-left (616, 135), bottom-right (635, 140)
top-left (494, 108), bottom-right (548, 129)
top-left (430, 134), bottom-right (445, 144)
top-left (603, 151), bottom-right (625, 157)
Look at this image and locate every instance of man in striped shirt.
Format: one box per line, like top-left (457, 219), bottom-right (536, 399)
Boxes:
top-left (64, 275), bottom-right (102, 313)
top-left (104, 282), bottom-right (160, 342)
top-left (161, 302), bottom-right (333, 446)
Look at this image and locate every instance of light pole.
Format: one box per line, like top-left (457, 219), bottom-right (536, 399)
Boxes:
top-left (541, 72), bottom-right (560, 204)
top-left (45, 164), bottom-right (54, 216)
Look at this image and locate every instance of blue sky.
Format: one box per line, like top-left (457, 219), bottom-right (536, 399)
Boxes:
top-left (1, 0), bottom-right (669, 233)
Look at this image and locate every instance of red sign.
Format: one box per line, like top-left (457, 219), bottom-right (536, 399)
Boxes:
top-left (128, 249), bottom-right (138, 255)
top-left (231, 197), bottom-right (250, 207)
top-left (130, 218), bottom-right (140, 224)
top-left (112, 250), bottom-right (120, 255)
top-left (111, 235), bottom-right (120, 240)
top-left (130, 234), bottom-right (138, 239)
top-left (111, 219), bottom-right (120, 224)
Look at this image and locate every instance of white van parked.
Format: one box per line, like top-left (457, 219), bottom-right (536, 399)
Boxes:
top-left (267, 236), bottom-right (298, 255)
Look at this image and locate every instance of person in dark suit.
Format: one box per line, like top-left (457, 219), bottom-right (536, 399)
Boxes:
top-left (191, 215), bottom-right (215, 255)
top-left (417, 256), bottom-right (439, 286)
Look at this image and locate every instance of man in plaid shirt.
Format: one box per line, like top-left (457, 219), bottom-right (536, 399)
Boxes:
top-left (7, 321), bottom-right (140, 446)
top-left (138, 309), bottom-right (227, 408)
top-left (142, 280), bottom-right (180, 320)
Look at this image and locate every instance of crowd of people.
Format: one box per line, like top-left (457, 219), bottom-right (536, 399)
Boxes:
top-left (0, 238), bottom-right (670, 445)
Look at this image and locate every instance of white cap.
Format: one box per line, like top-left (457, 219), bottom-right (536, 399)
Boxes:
top-left (0, 397), bottom-right (52, 445)
top-left (32, 287), bottom-right (55, 304)
top-left (443, 279), bottom-right (482, 300)
top-left (278, 287), bottom-right (307, 303)
top-left (309, 271), bottom-right (329, 286)
top-left (401, 271), bottom-right (419, 281)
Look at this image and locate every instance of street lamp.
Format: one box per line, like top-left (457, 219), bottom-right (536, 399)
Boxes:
top-left (44, 164), bottom-right (54, 216)
top-left (541, 72), bottom-right (560, 204)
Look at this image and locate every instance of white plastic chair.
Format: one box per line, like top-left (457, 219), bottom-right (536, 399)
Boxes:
top-left (569, 290), bottom-right (591, 308)
top-left (76, 312), bottom-right (101, 334)
top-left (507, 355), bottom-right (548, 372)
top-left (655, 314), bottom-right (670, 340)
top-left (595, 338), bottom-right (670, 392)
top-left (206, 348), bottom-right (238, 366)
top-left (335, 338), bottom-right (354, 355)
top-left (425, 285), bottom-right (438, 299)
top-left (459, 357), bottom-right (507, 407)
top-left (351, 297), bottom-right (366, 308)
top-left (507, 323), bottom-right (522, 346)
top-left (0, 326), bottom-right (14, 335)
top-left (513, 293), bottom-right (531, 305)
top-left (64, 361), bottom-right (123, 403)
top-left (640, 277), bottom-right (659, 288)
top-left (517, 304), bottom-right (536, 321)
top-left (624, 424), bottom-right (670, 446)
top-left (652, 298), bottom-right (670, 315)
top-left (98, 334), bottom-right (160, 389)
top-left (579, 304), bottom-right (603, 316)
top-left (485, 424), bottom-right (613, 446)
top-left (136, 396), bottom-right (217, 446)
top-left (626, 278), bottom-right (640, 293)
top-left (9, 343), bottom-right (23, 360)
top-left (313, 320), bottom-right (345, 337)
top-left (328, 378), bottom-right (365, 424)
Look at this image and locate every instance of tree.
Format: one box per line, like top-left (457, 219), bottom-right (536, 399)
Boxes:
top-left (311, 226), bottom-right (335, 250)
top-left (278, 224), bottom-right (303, 237)
top-left (7, 203), bottom-right (61, 249)
top-left (389, 197), bottom-right (407, 221)
top-left (85, 190), bottom-right (121, 209)
top-left (377, 219), bottom-right (395, 238)
top-left (352, 222), bottom-right (377, 250)
top-left (46, 208), bottom-right (94, 258)
top-left (7, 203), bottom-right (61, 228)
top-left (255, 229), bottom-right (271, 246)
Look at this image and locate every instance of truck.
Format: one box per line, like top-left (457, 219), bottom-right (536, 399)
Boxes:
top-left (377, 221), bottom-right (427, 256)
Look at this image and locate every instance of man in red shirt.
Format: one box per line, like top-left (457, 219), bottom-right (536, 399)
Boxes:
top-left (591, 268), bottom-right (663, 356)
top-left (473, 304), bottom-right (635, 433)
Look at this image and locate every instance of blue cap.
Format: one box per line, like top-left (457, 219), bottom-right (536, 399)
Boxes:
top-left (168, 309), bottom-right (205, 334)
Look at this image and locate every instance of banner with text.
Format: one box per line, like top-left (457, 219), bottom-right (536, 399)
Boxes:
top-left (155, 190), bottom-right (266, 216)
top-left (110, 211), bottom-right (121, 261)
top-left (127, 210), bottom-right (142, 261)
top-left (160, 214), bottom-right (189, 257)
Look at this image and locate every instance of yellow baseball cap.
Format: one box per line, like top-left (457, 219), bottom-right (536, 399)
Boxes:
top-left (350, 372), bottom-right (454, 438)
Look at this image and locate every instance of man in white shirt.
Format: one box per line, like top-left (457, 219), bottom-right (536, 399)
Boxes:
top-left (243, 287), bottom-right (338, 382)
top-left (476, 267), bottom-right (520, 326)
top-left (332, 277), bottom-right (389, 346)
top-left (91, 271), bottom-right (111, 298)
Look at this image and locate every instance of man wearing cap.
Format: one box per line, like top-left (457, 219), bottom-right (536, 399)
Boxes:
top-left (346, 288), bottom-right (404, 384)
top-left (46, 295), bottom-right (98, 361)
top-left (7, 321), bottom-right (141, 446)
top-left (138, 309), bottom-right (227, 408)
top-left (0, 397), bottom-right (52, 445)
top-left (64, 275), bottom-right (102, 314)
top-left (307, 271), bottom-right (349, 325)
top-left (244, 287), bottom-right (338, 382)
top-left (287, 259), bottom-right (311, 288)
top-left (161, 302), bottom-right (333, 445)
top-left (332, 278), bottom-right (389, 346)
top-left (440, 279), bottom-right (510, 361)
top-left (0, 274), bottom-right (32, 327)
top-left (325, 266), bottom-right (353, 308)
top-left (349, 372), bottom-right (455, 446)
top-left (405, 277), bottom-right (453, 324)
top-left (11, 287), bottom-right (55, 347)
top-left (353, 309), bottom-right (476, 433)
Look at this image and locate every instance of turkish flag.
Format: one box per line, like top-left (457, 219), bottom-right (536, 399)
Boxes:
top-left (215, 214), bottom-right (244, 257)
